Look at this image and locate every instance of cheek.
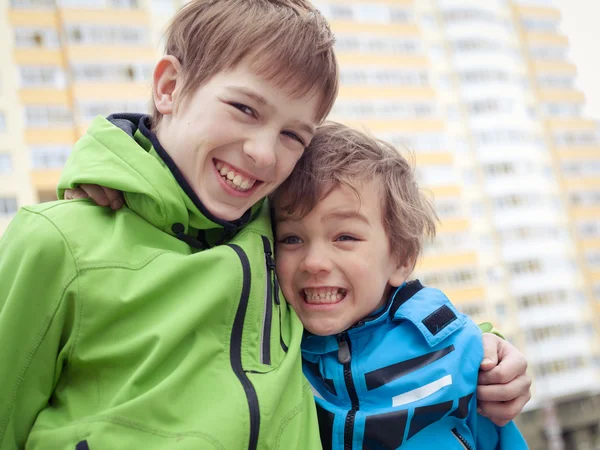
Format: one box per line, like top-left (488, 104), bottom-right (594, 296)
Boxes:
top-left (276, 150), bottom-right (304, 183)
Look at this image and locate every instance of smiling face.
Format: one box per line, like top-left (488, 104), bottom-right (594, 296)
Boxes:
top-left (275, 181), bottom-right (412, 336)
top-left (153, 57), bottom-right (320, 221)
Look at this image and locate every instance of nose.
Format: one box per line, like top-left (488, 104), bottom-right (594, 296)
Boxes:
top-left (299, 244), bottom-right (333, 275)
top-left (243, 130), bottom-right (278, 169)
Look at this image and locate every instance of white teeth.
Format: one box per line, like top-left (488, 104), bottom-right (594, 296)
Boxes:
top-left (215, 161), bottom-right (258, 192)
top-left (303, 288), bottom-right (347, 304)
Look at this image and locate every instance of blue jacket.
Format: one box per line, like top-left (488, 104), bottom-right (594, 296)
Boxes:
top-left (301, 281), bottom-right (528, 449)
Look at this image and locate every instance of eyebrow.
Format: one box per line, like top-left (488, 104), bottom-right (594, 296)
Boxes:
top-left (323, 210), bottom-right (371, 225)
top-left (227, 86), bottom-right (316, 136)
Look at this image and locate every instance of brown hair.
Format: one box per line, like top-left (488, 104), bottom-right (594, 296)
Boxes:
top-left (152, 0), bottom-right (338, 127)
top-left (273, 121), bottom-right (438, 266)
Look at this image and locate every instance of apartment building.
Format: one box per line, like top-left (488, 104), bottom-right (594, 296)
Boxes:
top-left (1, 0), bottom-right (599, 447)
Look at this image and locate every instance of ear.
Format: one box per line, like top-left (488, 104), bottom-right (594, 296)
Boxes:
top-left (388, 256), bottom-right (414, 287)
top-left (153, 55), bottom-right (183, 116)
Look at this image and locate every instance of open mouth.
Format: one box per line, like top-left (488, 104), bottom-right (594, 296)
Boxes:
top-left (302, 287), bottom-right (347, 305)
top-left (215, 160), bottom-right (260, 192)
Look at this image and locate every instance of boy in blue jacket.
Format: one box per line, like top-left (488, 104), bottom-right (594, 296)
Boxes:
top-left (272, 122), bottom-right (529, 449)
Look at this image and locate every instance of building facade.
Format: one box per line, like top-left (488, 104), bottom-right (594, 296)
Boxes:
top-left (1, 0), bottom-right (600, 447)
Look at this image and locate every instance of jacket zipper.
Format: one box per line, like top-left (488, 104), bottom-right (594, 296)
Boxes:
top-left (451, 428), bottom-right (474, 450)
top-left (273, 268), bottom-right (288, 352)
top-left (338, 332), bottom-right (359, 450)
top-left (227, 244), bottom-right (260, 450)
top-left (260, 236), bottom-right (274, 365)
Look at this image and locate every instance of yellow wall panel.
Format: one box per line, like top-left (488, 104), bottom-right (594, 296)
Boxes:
top-left (581, 238), bottom-right (600, 250)
top-left (19, 89), bottom-right (70, 105)
top-left (438, 218), bottom-right (470, 234)
top-left (25, 128), bottom-right (77, 145)
top-left (73, 83), bottom-right (151, 100)
top-left (414, 153), bottom-right (454, 166)
top-left (30, 170), bottom-right (62, 192)
top-left (516, 5), bottom-right (561, 20)
top-left (533, 61), bottom-right (576, 74)
top-left (539, 88), bottom-right (585, 103)
top-left (417, 253), bottom-right (478, 271)
top-left (331, 22), bottom-right (419, 36)
top-left (524, 31), bottom-right (568, 46)
top-left (13, 49), bottom-right (65, 66)
top-left (336, 54), bottom-right (429, 67)
top-left (591, 270), bottom-right (600, 283)
top-left (338, 86), bottom-right (436, 100)
top-left (546, 118), bottom-right (598, 131)
top-left (571, 207), bottom-right (600, 221)
top-left (440, 287), bottom-right (486, 304)
top-left (564, 177), bottom-right (600, 191)
top-left (344, 119), bottom-right (444, 132)
top-left (425, 185), bottom-right (462, 198)
top-left (9, 10), bottom-right (59, 27)
top-left (557, 148), bottom-right (600, 160)
top-left (59, 9), bottom-right (149, 26)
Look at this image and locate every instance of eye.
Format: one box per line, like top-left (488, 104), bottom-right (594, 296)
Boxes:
top-left (282, 131), bottom-right (306, 146)
top-left (336, 234), bottom-right (359, 242)
top-left (278, 235), bottom-right (303, 245)
top-left (231, 103), bottom-right (256, 117)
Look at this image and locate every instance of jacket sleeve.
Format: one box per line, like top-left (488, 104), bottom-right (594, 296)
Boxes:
top-left (476, 415), bottom-right (530, 450)
top-left (0, 208), bottom-right (78, 449)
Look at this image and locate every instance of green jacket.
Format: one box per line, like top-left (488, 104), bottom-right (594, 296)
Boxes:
top-left (0, 114), bottom-right (321, 450)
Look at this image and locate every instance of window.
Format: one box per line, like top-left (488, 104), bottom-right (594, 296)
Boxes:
top-left (443, 8), bottom-right (508, 29)
top-left (31, 146), bottom-right (71, 169)
top-left (529, 45), bottom-right (567, 61)
top-left (14, 27), bottom-right (60, 48)
top-left (11, 0), bottom-right (55, 7)
top-left (466, 98), bottom-right (514, 116)
top-left (517, 289), bottom-right (570, 309)
top-left (594, 283), bottom-right (600, 301)
top-left (535, 356), bottom-right (585, 378)
top-left (577, 220), bottom-right (600, 238)
top-left (537, 74), bottom-right (574, 89)
top-left (378, 133), bottom-right (446, 153)
top-left (543, 102), bottom-right (582, 117)
top-left (0, 154), bottom-right (12, 175)
top-left (72, 63), bottom-right (153, 83)
top-left (316, 3), bottom-right (411, 23)
top-left (474, 129), bottom-right (543, 147)
top-left (459, 69), bottom-right (514, 85)
top-left (19, 66), bottom-right (66, 88)
top-left (340, 67), bottom-right (428, 87)
top-left (569, 191), bottom-right (600, 208)
top-left (78, 100), bottom-right (148, 121)
top-left (434, 198), bottom-right (462, 219)
top-left (499, 226), bottom-right (567, 243)
top-left (331, 100), bottom-right (435, 120)
top-left (554, 130), bottom-right (598, 147)
top-left (563, 161), bottom-right (600, 177)
top-left (587, 250), bottom-right (600, 269)
top-left (336, 34), bottom-right (420, 55)
top-left (0, 112), bottom-right (5, 133)
top-left (0, 197), bottom-right (18, 217)
top-left (25, 106), bottom-right (72, 127)
top-left (521, 17), bottom-right (558, 32)
top-left (525, 322), bottom-right (579, 343)
top-left (508, 259), bottom-right (543, 276)
top-left (424, 232), bottom-right (472, 255)
top-left (65, 24), bottom-right (148, 46)
top-left (460, 302), bottom-right (484, 318)
top-left (418, 268), bottom-right (479, 289)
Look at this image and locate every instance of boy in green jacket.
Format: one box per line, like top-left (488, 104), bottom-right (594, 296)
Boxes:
top-left (0, 1), bottom-right (529, 449)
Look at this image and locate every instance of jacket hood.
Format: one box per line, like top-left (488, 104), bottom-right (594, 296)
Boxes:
top-left (58, 113), bottom-right (263, 240)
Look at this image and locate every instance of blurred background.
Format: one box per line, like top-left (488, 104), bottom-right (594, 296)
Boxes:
top-left (1, 0), bottom-right (599, 448)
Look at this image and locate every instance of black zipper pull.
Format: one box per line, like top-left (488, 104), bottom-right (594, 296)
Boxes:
top-left (337, 333), bottom-right (351, 364)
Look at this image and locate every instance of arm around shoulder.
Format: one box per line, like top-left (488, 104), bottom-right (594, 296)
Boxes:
top-left (0, 207), bottom-right (78, 449)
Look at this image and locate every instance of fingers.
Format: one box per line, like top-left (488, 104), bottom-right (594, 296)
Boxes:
top-left (478, 351), bottom-right (528, 386)
top-left (477, 373), bottom-right (532, 403)
top-left (64, 188), bottom-right (89, 200)
top-left (480, 333), bottom-right (501, 371)
top-left (478, 386), bottom-right (532, 426)
top-left (99, 186), bottom-right (124, 210)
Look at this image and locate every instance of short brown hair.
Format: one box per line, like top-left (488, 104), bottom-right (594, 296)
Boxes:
top-left (273, 122), bottom-right (438, 266)
top-left (152, 0), bottom-right (338, 127)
